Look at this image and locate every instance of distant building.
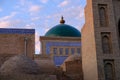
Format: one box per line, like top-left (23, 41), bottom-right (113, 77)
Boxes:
top-left (0, 0), bottom-right (120, 80)
top-left (40, 17), bottom-right (81, 66)
top-left (0, 28), bottom-right (35, 66)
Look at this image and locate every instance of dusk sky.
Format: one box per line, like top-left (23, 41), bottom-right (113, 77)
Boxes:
top-left (0, 0), bottom-right (86, 54)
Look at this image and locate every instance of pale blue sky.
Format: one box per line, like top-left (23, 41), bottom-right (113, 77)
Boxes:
top-left (0, 0), bottom-right (86, 54)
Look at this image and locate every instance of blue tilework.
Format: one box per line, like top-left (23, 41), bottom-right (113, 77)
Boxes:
top-left (0, 28), bottom-right (35, 34)
top-left (46, 42), bottom-right (81, 54)
top-left (53, 56), bottom-right (68, 66)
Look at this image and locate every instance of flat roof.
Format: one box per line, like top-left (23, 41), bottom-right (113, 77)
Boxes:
top-left (0, 28), bottom-right (35, 34)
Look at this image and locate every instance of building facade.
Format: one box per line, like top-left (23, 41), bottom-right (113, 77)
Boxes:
top-left (40, 17), bottom-right (81, 66)
top-left (0, 28), bottom-right (35, 67)
top-left (82, 0), bottom-right (120, 80)
top-left (0, 0), bottom-right (120, 80)
top-left (40, 36), bottom-right (81, 66)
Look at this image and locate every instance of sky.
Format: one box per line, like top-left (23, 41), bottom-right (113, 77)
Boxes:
top-left (0, 0), bottom-right (86, 54)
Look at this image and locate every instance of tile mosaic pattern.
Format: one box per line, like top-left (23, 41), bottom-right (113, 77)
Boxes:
top-left (0, 28), bottom-right (35, 34)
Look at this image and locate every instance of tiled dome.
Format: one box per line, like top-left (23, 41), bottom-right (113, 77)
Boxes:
top-left (45, 17), bottom-right (81, 37)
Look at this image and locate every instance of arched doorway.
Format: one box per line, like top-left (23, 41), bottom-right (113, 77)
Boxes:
top-left (118, 19), bottom-right (120, 48)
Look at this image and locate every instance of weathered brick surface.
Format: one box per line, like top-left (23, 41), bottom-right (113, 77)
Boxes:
top-left (82, 0), bottom-right (120, 80)
top-left (0, 33), bottom-right (35, 66)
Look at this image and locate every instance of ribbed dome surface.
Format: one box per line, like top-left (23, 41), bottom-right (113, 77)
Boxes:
top-left (45, 24), bottom-right (81, 37)
top-left (0, 55), bottom-right (39, 75)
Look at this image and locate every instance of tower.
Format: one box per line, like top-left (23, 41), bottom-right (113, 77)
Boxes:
top-left (82, 0), bottom-right (120, 80)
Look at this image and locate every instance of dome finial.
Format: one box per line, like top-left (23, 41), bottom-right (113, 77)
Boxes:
top-left (60, 16), bottom-right (65, 24)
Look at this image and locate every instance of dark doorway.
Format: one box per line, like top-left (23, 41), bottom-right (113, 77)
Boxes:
top-left (118, 19), bottom-right (120, 37)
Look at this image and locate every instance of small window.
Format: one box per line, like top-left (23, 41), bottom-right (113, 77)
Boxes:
top-left (71, 48), bottom-right (75, 54)
top-left (77, 48), bottom-right (80, 54)
top-left (65, 48), bottom-right (69, 55)
top-left (53, 48), bottom-right (57, 54)
top-left (59, 48), bottom-right (63, 55)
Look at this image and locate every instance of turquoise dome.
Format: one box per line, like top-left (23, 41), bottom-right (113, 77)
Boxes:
top-left (45, 24), bottom-right (81, 37)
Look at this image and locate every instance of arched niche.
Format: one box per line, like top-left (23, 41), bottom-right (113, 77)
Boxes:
top-left (102, 35), bottom-right (111, 54)
top-left (98, 4), bottom-right (108, 27)
top-left (104, 62), bottom-right (115, 80)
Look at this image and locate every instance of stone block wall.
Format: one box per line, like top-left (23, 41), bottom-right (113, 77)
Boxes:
top-left (0, 29), bottom-right (35, 66)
